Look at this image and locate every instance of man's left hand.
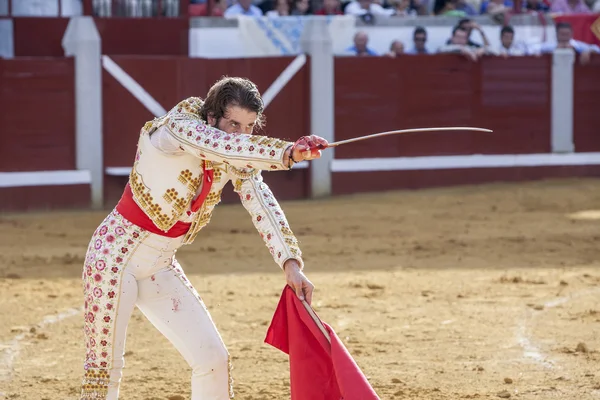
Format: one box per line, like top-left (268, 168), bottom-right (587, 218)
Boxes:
top-left (283, 259), bottom-right (314, 305)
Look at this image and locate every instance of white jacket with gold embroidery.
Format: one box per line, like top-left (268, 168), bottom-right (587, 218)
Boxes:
top-left (129, 97), bottom-right (303, 269)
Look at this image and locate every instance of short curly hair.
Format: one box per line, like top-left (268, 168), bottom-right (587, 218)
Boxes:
top-left (199, 76), bottom-right (265, 130)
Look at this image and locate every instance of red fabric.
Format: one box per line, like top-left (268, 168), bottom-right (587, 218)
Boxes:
top-left (553, 13), bottom-right (600, 46)
top-left (265, 286), bottom-right (380, 400)
top-left (314, 8), bottom-right (343, 15)
top-left (116, 168), bottom-right (214, 238)
top-left (188, 3), bottom-right (225, 16)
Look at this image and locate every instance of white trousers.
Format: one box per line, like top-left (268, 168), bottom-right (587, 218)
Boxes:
top-left (80, 210), bottom-right (232, 399)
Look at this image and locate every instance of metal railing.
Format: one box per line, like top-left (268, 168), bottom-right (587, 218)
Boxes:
top-left (85, 0), bottom-right (187, 17)
top-left (0, 0), bottom-right (187, 17)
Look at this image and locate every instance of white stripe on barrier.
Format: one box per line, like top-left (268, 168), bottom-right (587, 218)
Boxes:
top-left (102, 55), bottom-right (167, 117)
top-left (2, 153), bottom-right (599, 188)
top-left (331, 152), bottom-right (600, 173)
top-left (105, 167), bottom-right (133, 176)
top-left (105, 161), bottom-right (310, 176)
top-left (261, 54), bottom-right (307, 109)
top-left (0, 170), bottom-right (91, 188)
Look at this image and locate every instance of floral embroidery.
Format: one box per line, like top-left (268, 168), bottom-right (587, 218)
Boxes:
top-left (236, 172), bottom-right (303, 269)
top-left (158, 97), bottom-right (292, 171)
top-left (80, 210), bottom-right (148, 399)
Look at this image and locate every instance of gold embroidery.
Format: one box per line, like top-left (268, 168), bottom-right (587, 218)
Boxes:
top-left (213, 167), bottom-right (223, 183)
top-left (80, 369), bottom-right (109, 399)
top-left (274, 140), bottom-right (287, 149)
top-left (205, 190), bottom-right (223, 207)
top-left (284, 237), bottom-right (298, 246)
top-left (234, 179), bottom-right (243, 193)
top-left (162, 188), bottom-right (190, 214)
top-left (281, 226), bottom-right (294, 236)
top-left (182, 207), bottom-right (213, 245)
top-left (227, 353), bottom-right (234, 398)
top-left (227, 165), bottom-right (259, 180)
top-left (130, 170), bottom-right (173, 230)
top-left (178, 169), bottom-right (201, 193)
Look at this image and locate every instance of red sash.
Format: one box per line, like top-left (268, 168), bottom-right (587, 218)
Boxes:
top-left (116, 168), bottom-right (214, 238)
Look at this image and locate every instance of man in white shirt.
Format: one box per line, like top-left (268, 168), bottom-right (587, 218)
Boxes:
top-left (496, 25), bottom-right (529, 56)
top-left (537, 22), bottom-right (600, 64)
top-left (224, 0), bottom-right (263, 17)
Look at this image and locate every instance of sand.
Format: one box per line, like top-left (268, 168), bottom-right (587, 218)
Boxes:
top-left (1, 178), bottom-right (600, 399)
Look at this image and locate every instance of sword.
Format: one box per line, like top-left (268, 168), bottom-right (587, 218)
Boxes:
top-left (316, 126), bottom-right (493, 148)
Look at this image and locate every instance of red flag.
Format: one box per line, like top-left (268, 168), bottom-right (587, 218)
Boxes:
top-left (265, 286), bottom-right (380, 400)
top-left (553, 13), bottom-right (600, 46)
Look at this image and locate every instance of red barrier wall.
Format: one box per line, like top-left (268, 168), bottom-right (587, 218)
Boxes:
top-left (334, 54), bottom-right (552, 159)
top-left (2, 55), bottom-right (600, 212)
top-left (0, 57), bottom-right (89, 210)
top-left (0, 58), bottom-right (76, 171)
top-left (102, 56), bottom-right (310, 205)
top-left (12, 17), bottom-right (188, 57)
top-left (13, 18), bottom-right (70, 57)
top-left (332, 54), bottom-right (600, 195)
top-left (574, 56), bottom-right (600, 152)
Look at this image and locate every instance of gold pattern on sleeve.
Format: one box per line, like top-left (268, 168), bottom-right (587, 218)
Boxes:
top-left (227, 165), bottom-right (260, 180)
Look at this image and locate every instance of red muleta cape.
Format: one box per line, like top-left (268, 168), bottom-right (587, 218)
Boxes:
top-left (265, 286), bottom-right (380, 400)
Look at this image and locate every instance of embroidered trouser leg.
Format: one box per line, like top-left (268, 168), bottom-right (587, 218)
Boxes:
top-left (80, 210), bottom-right (231, 399)
top-left (80, 210), bottom-right (145, 399)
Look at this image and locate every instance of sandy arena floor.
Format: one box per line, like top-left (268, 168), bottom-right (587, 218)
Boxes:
top-left (1, 178), bottom-right (600, 400)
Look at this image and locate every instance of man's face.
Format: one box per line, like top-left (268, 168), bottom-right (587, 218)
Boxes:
top-left (557, 27), bottom-right (572, 46)
top-left (392, 41), bottom-right (404, 55)
top-left (452, 30), bottom-right (468, 45)
top-left (239, 0), bottom-right (252, 8)
top-left (209, 105), bottom-right (258, 134)
top-left (414, 33), bottom-right (426, 51)
top-left (354, 33), bottom-right (368, 51)
top-left (459, 21), bottom-right (472, 36)
top-left (501, 31), bottom-right (513, 48)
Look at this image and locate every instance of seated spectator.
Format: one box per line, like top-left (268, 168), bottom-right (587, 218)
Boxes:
top-left (266, 0), bottom-right (290, 16)
top-left (550, 0), bottom-right (591, 13)
top-left (386, 40), bottom-right (405, 57)
top-left (445, 18), bottom-right (490, 48)
top-left (434, 0), bottom-right (469, 16)
top-left (538, 21), bottom-right (600, 63)
top-left (438, 26), bottom-right (489, 61)
top-left (344, 0), bottom-right (395, 16)
top-left (345, 31), bottom-right (379, 56)
top-left (485, 0), bottom-right (511, 14)
top-left (522, 0), bottom-right (550, 12)
top-left (314, 0), bottom-right (343, 14)
top-left (224, 0), bottom-right (263, 17)
top-left (496, 26), bottom-right (528, 56)
top-left (389, 0), bottom-right (419, 15)
top-left (290, 0), bottom-right (312, 14)
top-left (405, 26), bottom-right (430, 54)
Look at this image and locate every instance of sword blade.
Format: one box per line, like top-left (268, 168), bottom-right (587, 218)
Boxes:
top-left (323, 126), bottom-right (493, 148)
